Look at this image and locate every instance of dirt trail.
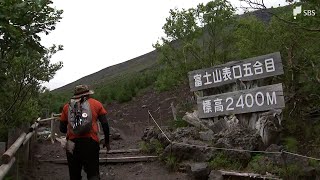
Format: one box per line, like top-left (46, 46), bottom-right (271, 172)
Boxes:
top-left (27, 85), bottom-right (193, 180)
top-left (27, 138), bottom-right (189, 180)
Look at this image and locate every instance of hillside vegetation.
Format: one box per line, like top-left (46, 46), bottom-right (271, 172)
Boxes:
top-left (52, 50), bottom-right (158, 92)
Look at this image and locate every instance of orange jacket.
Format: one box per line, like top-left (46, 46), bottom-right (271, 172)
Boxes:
top-left (60, 98), bottom-right (107, 142)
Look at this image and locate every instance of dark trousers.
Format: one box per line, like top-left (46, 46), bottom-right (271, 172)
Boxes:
top-left (66, 138), bottom-right (100, 180)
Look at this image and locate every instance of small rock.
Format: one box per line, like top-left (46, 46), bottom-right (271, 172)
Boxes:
top-left (208, 170), bottom-right (223, 180)
top-left (188, 162), bottom-right (210, 180)
top-left (182, 111), bottom-right (209, 130)
top-left (266, 144), bottom-right (283, 152)
top-left (199, 130), bottom-right (214, 141)
top-left (112, 132), bottom-right (122, 140)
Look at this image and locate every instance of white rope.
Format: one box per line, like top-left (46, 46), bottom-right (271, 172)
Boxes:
top-left (148, 110), bottom-right (171, 143)
top-left (172, 142), bottom-right (281, 154)
top-left (283, 151), bottom-right (320, 161)
top-left (153, 107), bottom-right (160, 112)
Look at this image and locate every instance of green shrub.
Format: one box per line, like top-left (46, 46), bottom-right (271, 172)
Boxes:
top-left (139, 141), bottom-right (150, 153)
top-left (150, 139), bottom-right (164, 155)
top-left (169, 117), bottom-right (189, 129)
top-left (309, 159), bottom-right (320, 168)
top-left (155, 70), bottom-right (180, 92)
top-left (284, 137), bottom-right (298, 152)
top-left (247, 155), bottom-right (280, 174)
top-left (165, 154), bottom-right (178, 170)
top-left (248, 155), bottom-right (304, 178)
top-left (139, 139), bottom-right (164, 155)
top-left (279, 164), bottom-right (303, 178)
top-left (179, 101), bottom-right (194, 112)
top-left (209, 152), bottom-right (242, 170)
top-left (247, 155), bottom-right (265, 173)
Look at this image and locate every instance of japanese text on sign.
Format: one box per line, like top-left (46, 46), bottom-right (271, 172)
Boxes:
top-left (188, 52), bottom-right (283, 92)
top-left (197, 83), bottom-right (285, 118)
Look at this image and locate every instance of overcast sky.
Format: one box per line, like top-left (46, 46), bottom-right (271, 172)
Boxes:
top-left (41, 0), bottom-right (287, 90)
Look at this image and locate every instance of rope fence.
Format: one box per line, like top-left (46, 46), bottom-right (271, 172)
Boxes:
top-left (147, 110), bottom-right (320, 161)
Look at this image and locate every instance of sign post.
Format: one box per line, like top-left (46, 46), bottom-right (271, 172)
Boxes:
top-left (188, 52), bottom-right (285, 119)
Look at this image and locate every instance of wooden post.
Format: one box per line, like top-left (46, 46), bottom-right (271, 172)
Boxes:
top-left (147, 110), bottom-right (150, 126)
top-left (50, 113), bottom-right (55, 144)
top-left (33, 119), bottom-right (39, 144)
top-left (21, 127), bottom-right (31, 174)
top-left (0, 142), bottom-right (6, 155)
top-left (24, 138), bottom-right (30, 166)
top-left (16, 149), bottom-right (19, 180)
top-left (171, 102), bottom-right (177, 121)
top-left (159, 107), bottom-right (162, 127)
top-left (142, 105), bottom-right (149, 126)
top-left (281, 151), bottom-right (288, 178)
top-left (29, 118), bottom-right (40, 165)
top-left (2, 133), bottom-right (26, 164)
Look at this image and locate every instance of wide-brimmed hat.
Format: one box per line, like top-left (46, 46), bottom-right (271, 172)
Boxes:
top-left (72, 84), bottom-right (94, 99)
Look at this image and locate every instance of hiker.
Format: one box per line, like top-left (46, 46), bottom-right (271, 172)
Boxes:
top-left (59, 84), bottom-right (110, 180)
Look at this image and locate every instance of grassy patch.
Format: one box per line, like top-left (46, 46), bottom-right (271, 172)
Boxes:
top-left (165, 154), bottom-right (178, 170)
top-left (139, 141), bottom-right (150, 153)
top-left (248, 155), bottom-right (304, 178)
top-left (284, 137), bottom-right (298, 152)
top-left (279, 164), bottom-right (303, 178)
top-left (247, 155), bottom-right (280, 174)
top-left (179, 101), bottom-right (194, 113)
top-left (169, 117), bottom-right (189, 129)
top-left (208, 152), bottom-right (243, 170)
top-left (139, 139), bottom-right (164, 155)
top-left (150, 139), bottom-right (164, 155)
top-left (309, 159), bottom-right (320, 168)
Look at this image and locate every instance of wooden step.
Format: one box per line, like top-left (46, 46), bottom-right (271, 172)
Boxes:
top-left (100, 149), bottom-right (141, 154)
top-left (40, 155), bottom-right (158, 164)
top-left (219, 170), bottom-right (281, 180)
